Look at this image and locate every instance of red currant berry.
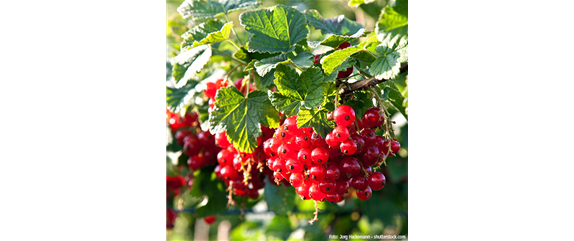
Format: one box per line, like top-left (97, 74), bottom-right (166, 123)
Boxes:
top-left (273, 158), bottom-right (286, 173)
top-left (166, 209), bottom-right (177, 229)
top-left (361, 144), bottom-right (380, 166)
top-left (285, 159), bottom-right (303, 173)
top-left (296, 182), bottom-right (311, 200)
top-left (183, 135), bottom-right (201, 156)
top-left (204, 216), bottom-right (216, 225)
top-left (335, 179), bottom-right (350, 195)
top-left (310, 132), bottom-right (327, 147)
top-left (325, 132), bottom-right (341, 148)
top-left (332, 125), bottom-right (350, 142)
top-left (339, 156), bottom-right (361, 178)
top-left (313, 54), bottom-right (321, 64)
top-left (363, 107), bottom-right (384, 128)
top-left (214, 165), bottom-right (223, 180)
top-left (334, 105), bottom-right (356, 127)
top-left (175, 129), bottom-right (192, 145)
top-left (338, 42), bottom-right (351, 50)
top-left (325, 193), bottom-right (339, 203)
top-left (297, 147), bottom-right (313, 166)
top-left (273, 171), bottom-right (284, 181)
top-left (217, 149), bottom-right (234, 166)
top-left (263, 138), bottom-right (276, 157)
top-left (390, 139), bottom-right (401, 154)
top-left (360, 128), bottom-right (377, 145)
top-left (248, 188), bottom-right (259, 200)
top-left (325, 163), bottom-right (341, 181)
top-left (337, 67), bottom-right (353, 79)
top-left (368, 172), bottom-right (386, 190)
top-left (295, 135), bottom-right (311, 148)
top-left (308, 165), bottom-right (327, 181)
top-left (356, 186), bottom-right (372, 200)
top-left (220, 165), bottom-right (238, 181)
top-left (215, 131), bottom-right (231, 148)
top-left (319, 180), bottom-right (336, 194)
top-left (204, 82), bottom-right (217, 99)
top-left (309, 183), bottom-right (325, 201)
top-left (311, 147), bottom-right (329, 164)
top-left (197, 131), bottom-right (215, 146)
top-left (350, 133), bottom-right (365, 154)
top-left (350, 176), bottom-right (368, 190)
top-left (289, 172), bottom-right (305, 187)
top-left (340, 139), bottom-right (357, 155)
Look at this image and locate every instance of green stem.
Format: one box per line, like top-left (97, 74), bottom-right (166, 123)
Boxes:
top-left (362, 49), bottom-right (378, 59)
top-left (289, 62), bottom-right (303, 72)
top-left (225, 65), bottom-right (241, 86)
top-left (225, 14), bottom-right (244, 46)
top-left (226, 39), bottom-right (241, 50)
top-left (211, 48), bottom-right (246, 66)
top-left (358, 68), bottom-right (373, 78)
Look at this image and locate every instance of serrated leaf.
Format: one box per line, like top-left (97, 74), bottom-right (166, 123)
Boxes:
top-left (172, 45), bottom-right (212, 83)
top-left (303, 9), bottom-right (364, 36)
top-left (297, 107), bottom-right (335, 138)
top-left (254, 52), bottom-right (314, 77)
top-left (240, 5), bottom-right (309, 53)
top-left (375, 5), bottom-right (408, 36)
top-left (269, 65), bottom-right (326, 116)
top-left (381, 81), bottom-right (407, 119)
top-left (348, 0), bottom-right (375, 7)
top-left (324, 58), bottom-right (356, 82)
top-left (319, 28), bottom-right (367, 48)
top-left (260, 69), bottom-right (275, 87)
top-left (177, 0), bottom-right (226, 20)
top-left (219, 0), bottom-right (261, 13)
top-left (371, 44), bottom-right (401, 79)
top-left (209, 87), bottom-right (280, 152)
top-left (166, 81), bottom-right (199, 112)
top-left (181, 21), bottom-right (233, 50)
top-left (320, 43), bottom-right (365, 75)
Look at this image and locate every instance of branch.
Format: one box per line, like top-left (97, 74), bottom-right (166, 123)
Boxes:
top-left (340, 62), bottom-right (408, 96)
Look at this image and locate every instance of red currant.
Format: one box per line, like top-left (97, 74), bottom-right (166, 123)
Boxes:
top-left (308, 165), bottom-right (326, 181)
top-left (220, 165), bottom-right (238, 181)
top-left (217, 149), bottom-right (234, 166)
top-left (204, 216), bottom-right (216, 225)
top-left (334, 105), bottom-right (356, 127)
top-left (350, 175), bottom-right (368, 190)
top-left (204, 82), bottom-right (217, 99)
top-left (285, 159), bottom-right (303, 173)
top-left (350, 133), bottom-right (365, 154)
top-left (339, 156), bottom-right (361, 178)
top-left (338, 42), bottom-right (351, 50)
top-left (319, 180), bottom-right (336, 194)
top-left (360, 144), bottom-right (380, 166)
top-left (311, 147), bottom-right (329, 164)
top-left (309, 183), bottom-right (325, 201)
top-left (215, 131), bottom-right (231, 148)
top-left (335, 179), bottom-right (350, 195)
top-left (325, 132), bottom-right (341, 148)
top-left (368, 172), bottom-right (386, 190)
top-left (363, 107), bottom-right (384, 128)
top-left (356, 186), bottom-right (372, 200)
top-left (333, 125), bottom-right (350, 142)
top-left (325, 163), bottom-right (341, 181)
top-left (175, 129), bottom-right (192, 145)
top-left (295, 135), bottom-right (311, 148)
top-left (360, 128), bottom-right (377, 145)
top-left (289, 172), bottom-right (305, 187)
top-left (340, 139), bottom-right (357, 155)
top-left (297, 147), bottom-right (313, 166)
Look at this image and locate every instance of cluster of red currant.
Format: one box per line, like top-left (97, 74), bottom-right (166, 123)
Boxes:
top-left (262, 105), bottom-right (400, 205)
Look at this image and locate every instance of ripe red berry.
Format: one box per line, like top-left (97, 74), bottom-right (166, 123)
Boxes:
top-left (273, 158), bottom-right (286, 173)
top-left (215, 131), bottom-right (231, 148)
top-left (289, 172), bottom-right (305, 187)
top-left (319, 180), bottom-right (336, 194)
top-left (334, 105), bottom-right (356, 127)
top-left (295, 135), bottom-right (311, 148)
top-left (175, 129), bottom-right (192, 145)
top-left (356, 186), bottom-right (372, 200)
top-left (350, 133), bottom-right (365, 154)
top-left (220, 165), bottom-right (238, 181)
top-left (360, 128), bottom-right (377, 145)
top-left (350, 176), bottom-right (368, 190)
top-left (310, 132), bottom-right (327, 147)
top-left (187, 155), bottom-right (205, 170)
top-left (313, 54), bottom-right (321, 64)
top-left (204, 216), bottom-right (216, 225)
top-left (311, 147), bottom-right (329, 164)
top-left (297, 182), bottom-right (312, 200)
top-left (325, 193), bottom-right (340, 203)
top-left (166, 209), bottom-right (177, 229)
top-left (363, 107), bottom-right (384, 128)
top-left (297, 147), bottom-right (313, 166)
top-left (325, 132), bottom-right (341, 148)
top-left (381, 139), bottom-right (401, 156)
top-left (340, 139), bottom-right (357, 155)
top-left (248, 188), bottom-right (259, 200)
top-left (338, 42), bottom-right (351, 50)
top-left (335, 179), bottom-right (350, 195)
top-left (332, 125), bottom-right (350, 142)
top-left (339, 156), bottom-right (361, 178)
top-left (204, 82), bottom-right (217, 99)
top-left (183, 135), bottom-right (201, 156)
top-left (308, 165), bottom-right (326, 181)
top-left (368, 172), bottom-right (386, 190)
top-left (361, 144), bottom-right (380, 166)
top-left (263, 138), bottom-right (276, 157)
top-left (337, 67), bottom-right (353, 79)
top-left (309, 183), bottom-right (325, 201)
top-left (286, 159), bottom-right (303, 173)
top-left (217, 149), bottom-right (234, 166)
top-left (325, 163), bottom-right (341, 181)
top-left (197, 131), bottom-right (214, 146)
top-left (283, 116), bottom-right (301, 135)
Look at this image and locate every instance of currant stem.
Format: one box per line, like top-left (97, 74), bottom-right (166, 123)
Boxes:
top-left (211, 48), bottom-right (246, 66)
top-left (225, 64), bottom-right (241, 86)
top-left (225, 14), bottom-right (244, 46)
top-left (226, 39), bottom-right (241, 50)
top-left (308, 200), bottom-right (320, 225)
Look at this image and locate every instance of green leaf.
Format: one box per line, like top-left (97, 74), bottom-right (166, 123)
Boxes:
top-left (240, 5), bottom-right (309, 53)
top-left (181, 21), bottom-right (233, 50)
top-left (166, 81), bottom-right (200, 112)
top-left (264, 182), bottom-right (296, 216)
top-left (348, 0), bottom-right (375, 7)
top-left (319, 29), bottom-right (367, 48)
top-left (172, 45), bottom-right (212, 83)
top-left (345, 91), bottom-right (373, 118)
top-left (265, 216), bottom-right (293, 240)
top-left (269, 65), bottom-right (326, 116)
top-left (254, 52), bottom-right (314, 77)
top-left (324, 58), bottom-right (356, 82)
top-left (177, 0), bottom-right (226, 20)
top-left (376, 5), bottom-right (408, 36)
top-left (195, 184), bottom-right (227, 218)
top-left (320, 43), bottom-right (365, 75)
top-left (381, 81), bottom-right (407, 119)
top-left (297, 107), bottom-right (335, 138)
top-left (393, 0), bottom-right (408, 17)
top-left (219, 0), bottom-right (261, 13)
top-left (369, 34), bottom-right (407, 79)
top-left (260, 69), bottom-right (275, 87)
top-left (303, 9), bottom-right (364, 36)
top-left (209, 87), bottom-right (280, 152)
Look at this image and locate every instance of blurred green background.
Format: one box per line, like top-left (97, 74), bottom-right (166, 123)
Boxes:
top-left (166, 1), bottom-right (407, 240)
